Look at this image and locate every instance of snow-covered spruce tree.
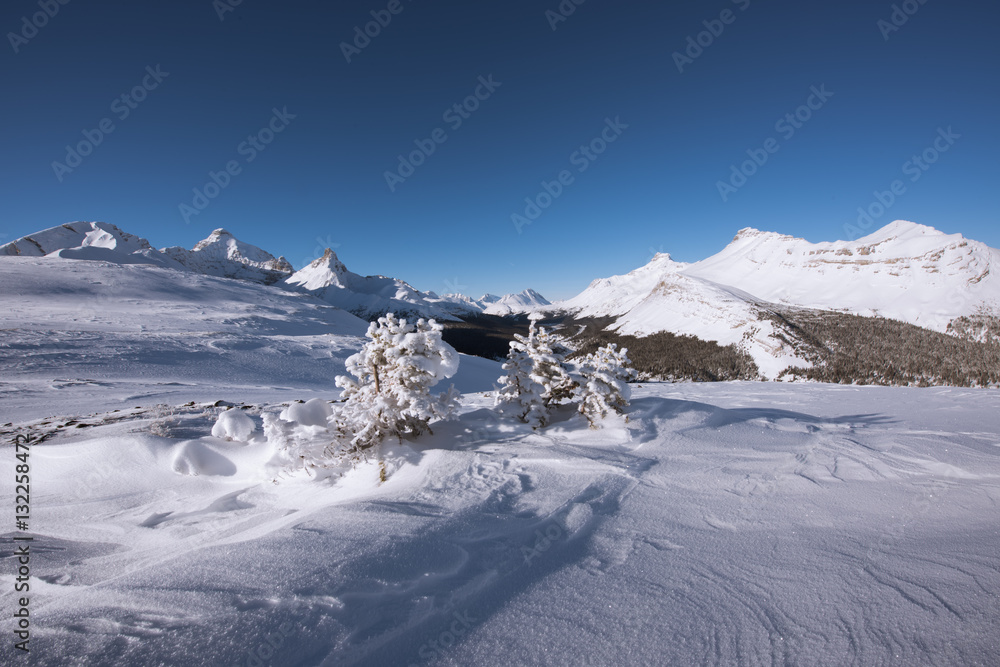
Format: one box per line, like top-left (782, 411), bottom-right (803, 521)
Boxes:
top-left (334, 313), bottom-right (460, 457)
top-left (495, 318), bottom-right (576, 428)
top-left (494, 336), bottom-right (547, 427)
top-left (577, 343), bottom-right (637, 427)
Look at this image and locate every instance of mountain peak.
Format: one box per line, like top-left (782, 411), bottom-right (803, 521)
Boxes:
top-left (730, 227), bottom-right (797, 245)
top-left (310, 248), bottom-right (348, 274)
top-left (856, 220), bottom-right (947, 244)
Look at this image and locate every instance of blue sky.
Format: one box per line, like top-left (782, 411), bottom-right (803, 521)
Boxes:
top-left (1, 0), bottom-right (997, 300)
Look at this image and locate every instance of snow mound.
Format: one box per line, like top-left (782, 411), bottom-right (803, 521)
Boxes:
top-left (212, 408), bottom-right (256, 441)
top-left (171, 440), bottom-right (239, 476)
top-left (280, 398), bottom-right (333, 427)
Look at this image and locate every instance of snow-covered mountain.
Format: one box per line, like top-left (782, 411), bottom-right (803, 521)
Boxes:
top-left (1, 222), bottom-right (550, 323)
top-left (553, 220), bottom-right (1000, 378)
top-left (481, 289), bottom-right (550, 315)
top-left (162, 228), bottom-right (294, 285)
top-left (283, 248), bottom-right (465, 321)
top-left (0, 222), bottom-right (293, 283)
top-left (685, 221), bottom-right (1000, 332)
top-left (432, 289), bottom-right (550, 317)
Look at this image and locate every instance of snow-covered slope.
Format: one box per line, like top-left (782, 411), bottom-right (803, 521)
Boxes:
top-left (2, 377), bottom-right (998, 665)
top-left (0, 256), bottom-right (369, 417)
top-left (685, 220), bottom-right (1000, 331)
top-left (161, 228), bottom-right (293, 285)
top-left (559, 253), bottom-right (690, 318)
top-left (557, 253), bottom-right (806, 377)
top-left (0, 221), bottom-right (152, 257)
top-left (554, 221), bottom-right (1000, 377)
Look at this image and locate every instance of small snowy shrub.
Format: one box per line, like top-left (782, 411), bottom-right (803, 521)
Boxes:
top-left (577, 343), bottom-right (636, 427)
top-left (495, 319), bottom-right (576, 428)
top-left (212, 408), bottom-right (256, 442)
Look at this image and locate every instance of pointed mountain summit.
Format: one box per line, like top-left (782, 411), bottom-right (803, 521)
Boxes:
top-left (283, 247), bottom-right (460, 321)
top-left (162, 228), bottom-right (293, 284)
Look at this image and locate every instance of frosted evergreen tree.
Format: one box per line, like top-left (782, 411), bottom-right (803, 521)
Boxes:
top-left (577, 343), bottom-right (636, 427)
top-left (495, 318), bottom-right (576, 428)
top-left (530, 322), bottom-right (577, 408)
top-left (495, 336), bottom-right (547, 427)
top-left (334, 313), bottom-right (460, 456)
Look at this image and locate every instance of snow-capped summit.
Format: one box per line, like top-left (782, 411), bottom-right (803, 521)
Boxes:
top-left (281, 248), bottom-right (349, 291)
top-left (283, 247), bottom-right (461, 321)
top-left (685, 220), bottom-right (998, 331)
top-left (559, 251), bottom-right (688, 319)
top-left (431, 290), bottom-right (551, 317)
top-left (482, 289), bottom-right (551, 316)
top-left (552, 220), bottom-right (1000, 378)
top-left (162, 228), bottom-right (293, 284)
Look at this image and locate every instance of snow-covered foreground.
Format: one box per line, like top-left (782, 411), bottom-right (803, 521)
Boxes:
top-left (2, 380), bottom-right (999, 666)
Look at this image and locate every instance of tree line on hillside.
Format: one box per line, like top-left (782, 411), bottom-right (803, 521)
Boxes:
top-left (764, 308), bottom-right (1000, 387)
top-left (439, 308), bottom-right (1000, 388)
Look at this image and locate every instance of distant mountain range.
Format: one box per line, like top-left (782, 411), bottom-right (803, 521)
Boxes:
top-left (3, 219), bottom-right (997, 383)
top-left (0, 222), bottom-right (547, 321)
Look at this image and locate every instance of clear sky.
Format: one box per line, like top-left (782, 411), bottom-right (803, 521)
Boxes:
top-left (1, 0), bottom-right (997, 300)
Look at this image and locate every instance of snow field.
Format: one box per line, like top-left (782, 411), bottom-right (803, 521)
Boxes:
top-left (1, 383), bottom-right (997, 665)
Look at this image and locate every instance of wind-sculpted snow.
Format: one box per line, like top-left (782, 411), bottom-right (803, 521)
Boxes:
top-left (1, 382), bottom-right (998, 665)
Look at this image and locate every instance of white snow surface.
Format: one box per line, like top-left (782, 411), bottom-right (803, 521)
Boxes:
top-left (1, 252), bottom-right (999, 665)
top-left (2, 379), bottom-right (998, 665)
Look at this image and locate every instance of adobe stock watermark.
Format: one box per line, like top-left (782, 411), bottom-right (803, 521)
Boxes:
top-left (521, 519), bottom-right (566, 566)
top-left (213, 0), bottom-right (244, 21)
top-left (672, 0), bottom-right (751, 73)
top-left (7, 0), bottom-right (72, 54)
top-left (511, 116), bottom-right (628, 234)
top-left (178, 107), bottom-right (296, 224)
top-left (51, 66), bottom-right (170, 183)
top-left (545, 0), bottom-right (587, 31)
top-left (877, 0), bottom-right (930, 41)
top-left (716, 84), bottom-right (833, 202)
top-left (843, 126), bottom-right (959, 241)
top-left (384, 75), bottom-right (502, 192)
top-left (408, 609), bottom-right (477, 665)
top-left (340, 0), bottom-right (414, 63)
top-left (239, 620), bottom-right (295, 667)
